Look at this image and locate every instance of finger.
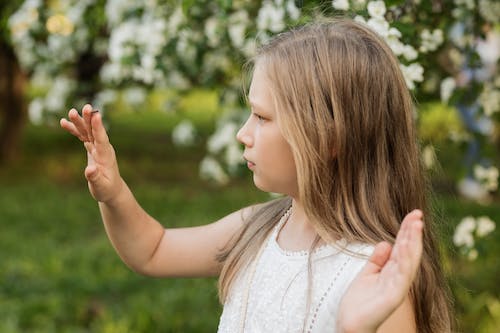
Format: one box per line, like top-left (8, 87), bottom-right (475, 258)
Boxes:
top-left (60, 118), bottom-right (87, 142)
top-left (359, 241), bottom-right (392, 275)
top-left (85, 163), bottom-right (99, 183)
top-left (68, 108), bottom-right (90, 142)
top-left (400, 210), bottom-right (421, 238)
top-left (90, 111), bottom-right (110, 146)
top-left (408, 219), bottom-right (424, 268)
top-left (392, 209), bottom-right (422, 259)
top-left (83, 141), bottom-right (96, 164)
top-left (410, 219), bottom-right (424, 246)
top-left (82, 104), bottom-right (94, 142)
top-left (396, 219), bottom-right (423, 279)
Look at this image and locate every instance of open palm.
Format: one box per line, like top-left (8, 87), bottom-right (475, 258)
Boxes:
top-left (60, 104), bottom-right (122, 203)
top-left (337, 210), bottom-right (424, 332)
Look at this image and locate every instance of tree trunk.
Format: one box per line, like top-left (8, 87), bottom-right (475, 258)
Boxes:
top-left (0, 39), bottom-right (26, 165)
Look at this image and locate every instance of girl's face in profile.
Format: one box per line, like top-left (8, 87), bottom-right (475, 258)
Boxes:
top-left (237, 63), bottom-right (298, 197)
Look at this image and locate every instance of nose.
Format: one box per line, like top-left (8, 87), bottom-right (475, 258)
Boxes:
top-left (236, 116), bottom-right (253, 147)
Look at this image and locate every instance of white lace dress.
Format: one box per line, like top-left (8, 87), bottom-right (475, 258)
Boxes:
top-left (217, 210), bottom-right (374, 333)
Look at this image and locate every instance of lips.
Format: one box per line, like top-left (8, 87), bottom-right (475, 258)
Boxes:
top-left (243, 155), bottom-right (255, 170)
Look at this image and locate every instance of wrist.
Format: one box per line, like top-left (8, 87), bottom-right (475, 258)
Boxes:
top-left (100, 178), bottom-right (127, 207)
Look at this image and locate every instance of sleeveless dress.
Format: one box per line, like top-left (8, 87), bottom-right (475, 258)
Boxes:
top-left (217, 209), bottom-right (374, 333)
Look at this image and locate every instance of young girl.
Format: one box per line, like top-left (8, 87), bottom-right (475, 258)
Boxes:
top-left (60, 19), bottom-right (452, 332)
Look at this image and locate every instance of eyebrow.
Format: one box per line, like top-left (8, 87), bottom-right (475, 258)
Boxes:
top-left (248, 100), bottom-right (266, 112)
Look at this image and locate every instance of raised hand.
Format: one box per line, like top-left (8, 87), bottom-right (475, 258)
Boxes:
top-left (60, 104), bottom-right (123, 203)
top-left (337, 210), bottom-right (424, 333)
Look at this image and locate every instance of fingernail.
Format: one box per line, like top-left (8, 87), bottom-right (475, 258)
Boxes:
top-left (91, 109), bottom-right (99, 114)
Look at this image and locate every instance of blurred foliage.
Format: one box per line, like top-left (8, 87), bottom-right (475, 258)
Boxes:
top-left (418, 102), bottom-right (464, 144)
top-left (0, 97), bottom-right (499, 331)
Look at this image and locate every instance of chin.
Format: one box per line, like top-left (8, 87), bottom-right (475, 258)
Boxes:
top-left (253, 175), bottom-right (273, 193)
top-left (253, 175), bottom-right (289, 196)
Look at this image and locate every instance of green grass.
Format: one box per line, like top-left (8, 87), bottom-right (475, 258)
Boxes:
top-left (0, 180), bottom-right (266, 332)
top-left (0, 105), bottom-right (499, 332)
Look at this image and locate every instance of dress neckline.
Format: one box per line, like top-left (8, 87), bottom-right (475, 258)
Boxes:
top-left (270, 208), bottom-right (343, 258)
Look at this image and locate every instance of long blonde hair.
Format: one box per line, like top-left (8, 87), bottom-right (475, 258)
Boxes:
top-left (217, 19), bottom-right (453, 332)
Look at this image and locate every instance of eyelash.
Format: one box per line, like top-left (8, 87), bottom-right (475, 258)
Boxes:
top-left (253, 113), bottom-right (266, 122)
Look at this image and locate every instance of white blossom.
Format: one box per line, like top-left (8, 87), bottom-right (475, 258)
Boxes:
top-left (402, 45), bottom-right (418, 61)
top-left (207, 122), bottom-right (239, 154)
top-left (105, 0), bottom-right (141, 26)
top-left (205, 17), bottom-right (220, 47)
top-left (167, 6), bottom-right (184, 35)
top-left (100, 63), bottom-right (128, 83)
top-left (93, 89), bottom-right (117, 111)
top-left (332, 0), bottom-right (350, 11)
top-left (167, 71), bottom-right (190, 90)
top-left (286, 0), bottom-right (301, 20)
top-left (479, 0), bottom-right (500, 23)
top-left (386, 37), bottom-right (404, 56)
top-left (457, 178), bottom-right (491, 204)
top-left (45, 76), bottom-right (76, 112)
top-left (454, 0), bottom-right (476, 10)
top-left (47, 34), bottom-right (77, 64)
top-left (176, 30), bottom-right (197, 63)
top-left (228, 11), bottom-right (249, 48)
top-left (474, 165), bottom-right (499, 192)
top-left (123, 86), bottom-right (147, 106)
top-left (108, 20), bottom-right (138, 61)
top-left (354, 15), bottom-right (366, 24)
top-left (204, 51), bottom-right (231, 74)
top-left (422, 145), bottom-right (437, 169)
top-left (138, 18), bottom-right (167, 56)
top-left (200, 156), bottom-right (229, 185)
top-left (399, 63), bottom-right (424, 90)
top-left (419, 29), bottom-right (444, 53)
top-left (476, 216), bottom-right (496, 237)
top-left (257, 1), bottom-right (285, 33)
top-left (388, 27), bottom-right (402, 39)
top-left (367, 17), bottom-right (390, 38)
top-left (367, 1), bottom-right (386, 19)
top-left (225, 142), bottom-right (244, 171)
top-left (242, 38), bottom-right (258, 58)
top-left (440, 77), bottom-right (456, 103)
top-left (479, 84), bottom-right (500, 116)
top-left (453, 216), bottom-right (476, 248)
top-left (453, 215), bottom-right (496, 259)
top-left (8, 0), bottom-right (41, 39)
top-left (28, 98), bottom-right (44, 124)
top-left (172, 120), bottom-right (196, 147)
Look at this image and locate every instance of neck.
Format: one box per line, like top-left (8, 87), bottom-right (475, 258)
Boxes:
top-left (289, 198), bottom-right (316, 233)
top-left (275, 198), bottom-right (322, 252)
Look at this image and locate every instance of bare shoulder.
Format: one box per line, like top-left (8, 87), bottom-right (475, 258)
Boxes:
top-left (139, 202), bottom-right (265, 278)
top-left (377, 296), bottom-right (417, 333)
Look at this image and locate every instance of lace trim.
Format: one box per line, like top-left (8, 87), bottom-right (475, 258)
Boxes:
top-left (271, 209), bottom-right (341, 257)
top-left (306, 256), bottom-right (352, 333)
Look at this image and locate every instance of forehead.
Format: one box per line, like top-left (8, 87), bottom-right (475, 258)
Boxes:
top-left (248, 63), bottom-right (274, 110)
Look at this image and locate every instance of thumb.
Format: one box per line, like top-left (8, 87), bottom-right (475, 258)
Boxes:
top-left (84, 164), bottom-right (100, 183)
top-left (359, 241), bottom-right (392, 275)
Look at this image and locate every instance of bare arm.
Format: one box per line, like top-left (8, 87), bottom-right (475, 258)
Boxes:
top-left (61, 104), bottom-right (252, 277)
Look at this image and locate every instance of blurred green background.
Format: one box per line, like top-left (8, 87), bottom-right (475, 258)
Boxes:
top-left (0, 95), bottom-right (267, 332)
top-left (1, 0), bottom-right (500, 332)
top-left (0, 93), bottom-right (498, 332)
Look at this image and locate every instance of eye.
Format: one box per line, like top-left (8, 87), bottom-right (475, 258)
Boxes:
top-left (253, 113), bottom-right (266, 123)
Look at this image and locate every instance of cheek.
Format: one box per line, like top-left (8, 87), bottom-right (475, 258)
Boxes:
top-left (266, 137), bottom-right (298, 182)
